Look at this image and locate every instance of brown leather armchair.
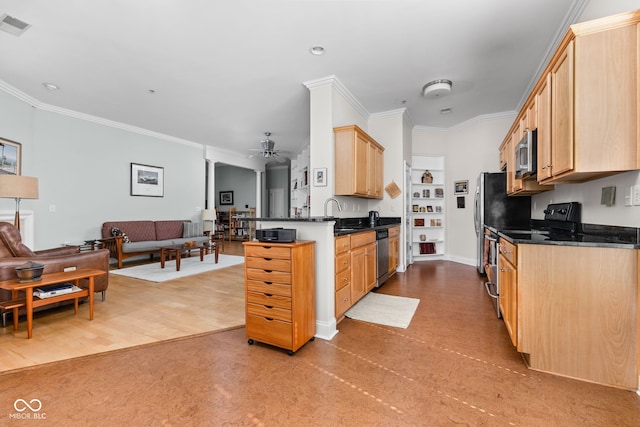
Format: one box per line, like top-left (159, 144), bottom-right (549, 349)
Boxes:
top-left (0, 222), bottom-right (110, 324)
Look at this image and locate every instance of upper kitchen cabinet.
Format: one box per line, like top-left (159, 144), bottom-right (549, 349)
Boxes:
top-left (334, 125), bottom-right (385, 199)
top-left (506, 10), bottom-right (640, 185)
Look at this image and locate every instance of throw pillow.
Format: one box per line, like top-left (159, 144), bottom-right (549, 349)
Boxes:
top-left (111, 226), bottom-right (131, 243)
top-left (183, 222), bottom-right (204, 238)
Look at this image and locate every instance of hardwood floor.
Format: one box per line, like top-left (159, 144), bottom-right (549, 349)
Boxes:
top-left (0, 241), bottom-right (247, 372)
top-left (1, 250), bottom-right (639, 426)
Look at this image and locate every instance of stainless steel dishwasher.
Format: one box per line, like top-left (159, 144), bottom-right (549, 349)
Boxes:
top-left (375, 228), bottom-right (389, 287)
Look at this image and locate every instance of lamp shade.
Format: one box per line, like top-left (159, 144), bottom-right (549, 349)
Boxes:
top-left (0, 175), bottom-right (39, 199)
top-left (201, 209), bottom-right (215, 221)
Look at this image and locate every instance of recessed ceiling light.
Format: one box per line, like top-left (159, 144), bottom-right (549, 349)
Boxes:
top-left (440, 107), bottom-right (453, 115)
top-left (42, 82), bottom-right (59, 91)
top-left (309, 46), bottom-right (325, 56)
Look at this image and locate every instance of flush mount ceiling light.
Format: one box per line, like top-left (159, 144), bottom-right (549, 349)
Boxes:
top-left (42, 82), bottom-right (59, 91)
top-left (309, 46), bottom-right (325, 55)
top-left (422, 79), bottom-right (452, 98)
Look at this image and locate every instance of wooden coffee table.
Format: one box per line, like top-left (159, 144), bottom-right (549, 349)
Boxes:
top-left (0, 268), bottom-right (106, 339)
top-left (160, 243), bottom-right (218, 271)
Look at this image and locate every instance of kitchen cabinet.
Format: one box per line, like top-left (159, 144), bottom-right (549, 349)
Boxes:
top-left (244, 241), bottom-right (316, 354)
top-left (410, 155), bottom-right (444, 260)
top-left (501, 240), bottom-right (638, 390)
top-left (497, 239), bottom-right (517, 347)
top-left (334, 235), bottom-right (351, 319)
top-left (334, 231), bottom-right (376, 318)
top-left (334, 125), bottom-right (385, 199)
top-left (502, 11), bottom-right (640, 185)
top-left (388, 225), bottom-right (400, 277)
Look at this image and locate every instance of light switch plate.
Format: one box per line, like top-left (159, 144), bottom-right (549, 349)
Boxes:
top-left (633, 186), bottom-right (640, 206)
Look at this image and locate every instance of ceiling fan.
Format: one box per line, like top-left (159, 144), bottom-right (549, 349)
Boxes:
top-left (248, 132), bottom-right (289, 161)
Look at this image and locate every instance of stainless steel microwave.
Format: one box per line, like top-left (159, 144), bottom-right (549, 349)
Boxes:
top-left (515, 129), bottom-right (537, 178)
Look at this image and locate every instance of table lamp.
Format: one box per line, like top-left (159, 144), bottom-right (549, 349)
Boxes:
top-left (0, 175), bottom-right (39, 230)
top-left (201, 209), bottom-right (215, 233)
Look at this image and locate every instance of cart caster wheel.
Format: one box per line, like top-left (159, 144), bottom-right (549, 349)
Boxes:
top-left (287, 350), bottom-right (294, 356)
top-left (248, 339), bottom-right (254, 345)
top-left (310, 337), bottom-right (315, 341)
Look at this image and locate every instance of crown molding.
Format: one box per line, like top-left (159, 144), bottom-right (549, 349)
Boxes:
top-left (0, 79), bottom-right (203, 150)
top-left (303, 75), bottom-right (369, 120)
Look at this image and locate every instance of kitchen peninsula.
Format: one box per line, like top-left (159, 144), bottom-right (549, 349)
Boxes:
top-left (252, 216), bottom-right (400, 340)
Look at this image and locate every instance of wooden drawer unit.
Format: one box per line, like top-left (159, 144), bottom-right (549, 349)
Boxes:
top-left (499, 239), bottom-right (517, 265)
top-left (243, 240), bottom-right (316, 354)
top-left (335, 234), bottom-right (351, 255)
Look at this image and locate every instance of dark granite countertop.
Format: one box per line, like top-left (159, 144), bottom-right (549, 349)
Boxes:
top-left (252, 216), bottom-right (402, 236)
top-left (494, 222), bottom-right (640, 249)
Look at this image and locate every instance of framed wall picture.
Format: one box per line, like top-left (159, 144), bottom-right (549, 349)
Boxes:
top-left (0, 137), bottom-right (21, 175)
top-left (313, 167), bottom-right (327, 186)
top-left (454, 180), bottom-right (469, 195)
top-left (219, 191), bottom-right (234, 205)
top-left (130, 163), bottom-right (164, 197)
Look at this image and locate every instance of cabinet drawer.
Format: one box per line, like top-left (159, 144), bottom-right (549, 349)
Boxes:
top-left (246, 268), bottom-right (291, 284)
top-left (245, 256), bottom-right (291, 272)
top-left (244, 245), bottom-right (291, 260)
top-left (246, 314), bottom-right (292, 349)
top-left (335, 235), bottom-right (351, 254)
top-left (247, 291), bottom-right (291, 310)
top-left (351, 230), bottom-right (375, 248)
top-left (335, 269), bottom-right (351, 290)
top-left (499, 239), bottom-right (517, 266)
top-left (246, 280), bottom-right (291, 297)
top-left (335, 252), bottom-right (350, 273)
top-left (335, 285), bottom-right (352, 318)
top-left (247, 302), bottom-right (292, 322)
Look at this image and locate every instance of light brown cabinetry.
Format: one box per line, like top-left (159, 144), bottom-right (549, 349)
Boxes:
top-left (497, 239), bottom-right (517, 347)
top-left (334, 125), bottom-right (385, 199)
top-left (244, 241), bottom-right (315, 354)
top-left (502, 241), bottom-right (638, 390)
top-left (388, 225), bottom-right (400, 276)
top-left (503, 11), bottom-right (640, 186)
top-left (334, 231), bottom-right (376, 318)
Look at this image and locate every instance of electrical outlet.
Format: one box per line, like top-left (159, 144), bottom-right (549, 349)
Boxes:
top-left (624, 186), bottom-right (633, 207)
top-left (633, 186), bottom-right (640, 206)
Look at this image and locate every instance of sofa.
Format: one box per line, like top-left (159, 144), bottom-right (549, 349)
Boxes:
top-left (0, 221), bottom-right (110, 325)
top-left (100, 220), bottom-right (209, 268)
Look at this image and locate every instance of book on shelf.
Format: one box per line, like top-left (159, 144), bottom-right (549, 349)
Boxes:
top-left (34, 283), bottom-right (83, 299)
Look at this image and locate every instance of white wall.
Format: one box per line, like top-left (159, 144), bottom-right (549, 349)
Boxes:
top-left (214, 165), bottom-right (258, 211)
top-left (413, 114), bottom-right (517, 264)
top-left (0, 90), bottom-right (207, 250)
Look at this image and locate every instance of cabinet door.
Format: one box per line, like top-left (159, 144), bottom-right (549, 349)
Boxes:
top-left (354, 134), bottom-right (369, 195)
top-left (537, 73), bottom-right (553, 181)
top-left (498, 255), bottom-right (517, 348)
top-left (364, 242), bottom-right (377, 292)
top-left (388, 236), bottom-right (398, 274)
top-left (550, 40), bottom-right (575, 176)
top-left (350, 246), bottom-right (366, 303)
top-left (372, 145), bottom-right (384, 198)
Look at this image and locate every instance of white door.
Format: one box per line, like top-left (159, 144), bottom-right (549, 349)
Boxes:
top-left (269, 188), bottom-right (285, 218)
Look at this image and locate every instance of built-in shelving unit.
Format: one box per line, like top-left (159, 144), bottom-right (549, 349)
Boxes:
top-left (410, 155), bottom-right (445, 260)
top-left (219, 208), bottom-right (255, 241)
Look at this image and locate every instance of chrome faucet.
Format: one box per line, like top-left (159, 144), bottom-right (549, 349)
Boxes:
top-left (324, 197), bottom-right (342, 217)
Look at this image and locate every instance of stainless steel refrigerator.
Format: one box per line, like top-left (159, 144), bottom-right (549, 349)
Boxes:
top-left (474, 172), bottom-right (531, 274)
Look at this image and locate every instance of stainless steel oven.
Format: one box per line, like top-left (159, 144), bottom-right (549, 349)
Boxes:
top-left (483, 227), bottom-right (500, 318)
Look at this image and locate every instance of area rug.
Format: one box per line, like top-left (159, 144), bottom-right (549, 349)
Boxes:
top-left (110, 254), bottom-right (244, 282)
top-left (344, 292), bottom-right (420, 329)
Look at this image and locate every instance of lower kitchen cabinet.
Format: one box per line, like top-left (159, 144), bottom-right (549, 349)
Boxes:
top-left (243, 240), bottom-right (315, 354)
top-left (388, 225), bottom-right (400, 276)
top-left (501, 240), bottom-right (638, 390)
top-left (334, 231), bottom-right (376, 318)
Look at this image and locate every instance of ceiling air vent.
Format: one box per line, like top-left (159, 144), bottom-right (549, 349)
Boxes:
top-left (0, 14), bottom-right (31, 36)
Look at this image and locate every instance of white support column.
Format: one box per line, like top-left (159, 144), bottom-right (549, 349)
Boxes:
top-left (206, 160), bottom-right (215, 209)
top-left (254, 170), bottom-right (262, 217)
